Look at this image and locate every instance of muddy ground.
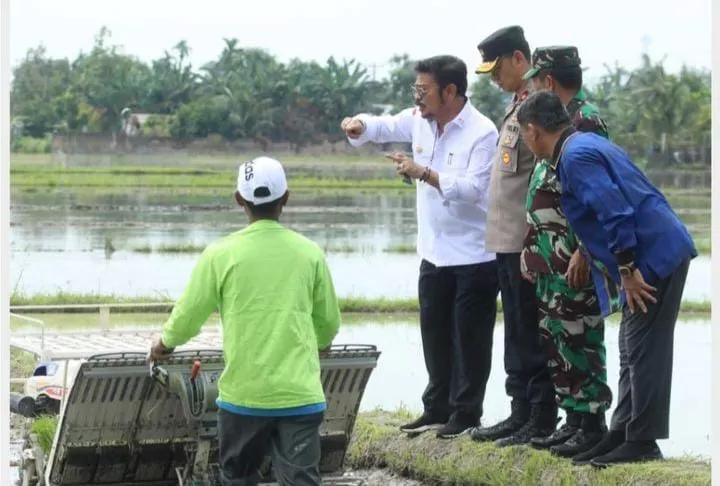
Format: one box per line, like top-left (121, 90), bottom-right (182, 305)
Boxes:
top-left (9, 415), bottom-right (425, 486)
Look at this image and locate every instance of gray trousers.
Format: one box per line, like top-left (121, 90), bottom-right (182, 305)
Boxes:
top-left (610, 258), bottom-right (690, 441)
top-left (217, 409), bottom-right (324, 486)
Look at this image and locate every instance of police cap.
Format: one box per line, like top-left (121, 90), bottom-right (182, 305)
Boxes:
top-left (475, 25), bottom-right (529, 74)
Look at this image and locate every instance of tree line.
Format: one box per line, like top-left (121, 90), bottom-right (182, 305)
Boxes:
top-left (11, 27), bottom-right (711, 165)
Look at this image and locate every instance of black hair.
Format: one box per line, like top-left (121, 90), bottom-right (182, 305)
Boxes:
top-left (537, 66), bottom-right (583, 91)
top-left (414, 55), bottom-right (468, 98)
top-left (516, 90), bottom-right (572, 132)
top-left (516, 42), bottom-right (532, 62)
top-left (498, 42), bottom-right (531, 64)
top-left (245, 195), bottom-right (284, 218)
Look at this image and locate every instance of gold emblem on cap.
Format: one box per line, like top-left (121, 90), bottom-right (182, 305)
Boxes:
top-left (416, 146), bottom-right (423, 153)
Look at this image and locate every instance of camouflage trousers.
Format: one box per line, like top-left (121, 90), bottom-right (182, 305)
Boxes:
top-left (535, 273), bottom-right (613, 414)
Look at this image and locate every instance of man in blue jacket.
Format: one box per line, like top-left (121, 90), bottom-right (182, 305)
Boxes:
top-left (514, 90), bottom-right (696, 467)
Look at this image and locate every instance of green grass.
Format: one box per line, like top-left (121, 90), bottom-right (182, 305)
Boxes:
top-left (10, 168), bottom-right (409, 191)
top-left (11, 185), bottom-right (412, 200)
top-left (694, 239), bottom-right (711, 255)
top-left (323, 244), bottom-right (366, 253)
top-left (10, 290), bottom-right (174, 307)
top-left (22, 407), bottom-right (711, 484)
top-left (130, 243), bottom-right (208, 254)
top-left (383, 243), bottom-right (416, 253)
top-left (348, 409), bottom-right (711, 485)
top-left (9, 291), bottom-right (712, 316)
top-left (11, 348), bottom-right (37, 393)
top-left (30, 416), bottom-right (59, 455)
top-left (9, 156), bottom-right (712, 195)
top-left (10, 152), bottom-right (390, 167)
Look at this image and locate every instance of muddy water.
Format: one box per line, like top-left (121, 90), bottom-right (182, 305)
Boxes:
top-left (9, 315), bottom-right (712, 459)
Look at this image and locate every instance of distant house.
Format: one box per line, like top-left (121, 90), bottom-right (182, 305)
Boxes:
top-left (121, 108), bottom-right (171, 137)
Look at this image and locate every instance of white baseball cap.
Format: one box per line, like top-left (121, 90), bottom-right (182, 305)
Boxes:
top-left (236, 157), bottom-right (288, 205)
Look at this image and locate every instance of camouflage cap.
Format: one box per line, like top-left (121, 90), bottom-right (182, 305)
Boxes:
top-left (523, 46), bottom-right (581, 80)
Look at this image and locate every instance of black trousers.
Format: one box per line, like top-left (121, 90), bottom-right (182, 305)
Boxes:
top-left (497, 252), bottom-right (555, 404)
top-left (217, 409), bottom-right (323, 486)
top-left (419, 258), bottom-right (499, 421)
top-left (610, 258), bottom-right (690, 441)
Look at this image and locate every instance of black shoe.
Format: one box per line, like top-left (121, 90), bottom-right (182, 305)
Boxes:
top-left (469, 399), bottom-right (529, 442)
top-left (551, 429), bottom-right (606, 458)
top-left (590, 440), bottom-right (663, 468)
top-left (495, 403), bottom-right (558, 448)
top-left (552, 412), bottom-right (607, 457)
top-left (571, 429), bottom-right (625, 465)
top-left (530, 421), bottom-right (578, 449)
top-left (399, 412), bottom-right (447, 434)
top-left (436, 413), bottom-right (478, 439)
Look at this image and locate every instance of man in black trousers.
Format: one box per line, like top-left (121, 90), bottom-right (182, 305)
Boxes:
top-left (342, 55), bottom-right (500, 438)
top-left (515, 90), bottom-right (697, 466)
top-left (469, 26), bottom-right (558, 447)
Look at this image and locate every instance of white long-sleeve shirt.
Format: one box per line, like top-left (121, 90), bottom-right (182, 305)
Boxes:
top-left (348, 101), bottom-right (498, 267)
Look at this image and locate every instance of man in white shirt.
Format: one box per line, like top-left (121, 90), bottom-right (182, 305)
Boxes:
top-left (341, 55), bottom-right (500, 439)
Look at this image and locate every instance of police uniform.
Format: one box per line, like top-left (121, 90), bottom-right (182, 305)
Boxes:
top-left (469, 26), bottom-right (557, 447)
top-left (521, 46), bottom-right (619, 457)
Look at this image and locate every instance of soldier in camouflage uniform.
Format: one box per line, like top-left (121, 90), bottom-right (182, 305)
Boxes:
top-left (519, 46), bottom-right (621, 459)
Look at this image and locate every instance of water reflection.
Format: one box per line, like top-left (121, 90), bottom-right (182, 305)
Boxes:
top-left (338, 319), bottom-right (711, 459)
top-left (8, 250), bottom-right (713, 302)
top-left (8, 189), bottom-right (714, 301)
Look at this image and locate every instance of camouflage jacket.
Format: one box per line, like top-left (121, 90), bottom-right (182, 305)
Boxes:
top-left (521, 89), bottom-right (621, 315)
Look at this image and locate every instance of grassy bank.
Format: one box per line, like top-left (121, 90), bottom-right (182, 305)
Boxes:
top-left (128, 241), bottom-right (708, 256)
top-left (11, 184), bottom-right (710, 204)
top-left (10, 168), bottom-right (409, 191)
top-left (10, 152), bottom-right (390, 167)
top-left (8, 156), bottom-right (713, 194)
top-left (9, 291), bottom-right (712, 316)
top-left (9, 168), bottom-right (712, 194)
top-left (348, 410), bottom-right (711, 486)
top-left (17, 408), bottom-right (711, 485)
top-left (130, 243), bottom-right (207, 254)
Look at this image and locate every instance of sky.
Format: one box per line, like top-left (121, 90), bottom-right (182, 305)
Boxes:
top-left (9, 0), bottom-right (712, 86)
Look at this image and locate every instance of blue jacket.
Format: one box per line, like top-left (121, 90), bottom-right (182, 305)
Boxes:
top-left (554, 130), bottom-right (697, 316)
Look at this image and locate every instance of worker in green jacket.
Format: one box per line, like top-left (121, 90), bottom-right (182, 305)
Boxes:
top-left (149, 156), bottom-right (341, 486)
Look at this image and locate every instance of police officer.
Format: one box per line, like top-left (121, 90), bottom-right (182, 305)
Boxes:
top-left (469, 26), bottom-right (557, 448)
top-left (520, 46), bottom-right (618, 458)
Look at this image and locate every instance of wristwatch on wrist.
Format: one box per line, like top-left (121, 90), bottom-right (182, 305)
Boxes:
top-left (618, 262), bottom-right (636, 277)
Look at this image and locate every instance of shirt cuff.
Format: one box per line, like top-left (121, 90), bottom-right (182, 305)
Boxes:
top-left (347, 114), bottom-right (374, 147)
top-left (161, 329), bottom-right (181, 349)
top-left (615, 248), bottom-right (636, 266)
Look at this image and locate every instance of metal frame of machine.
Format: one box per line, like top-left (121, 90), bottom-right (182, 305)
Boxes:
top-left (15, 344), bottom-right (381, 486)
